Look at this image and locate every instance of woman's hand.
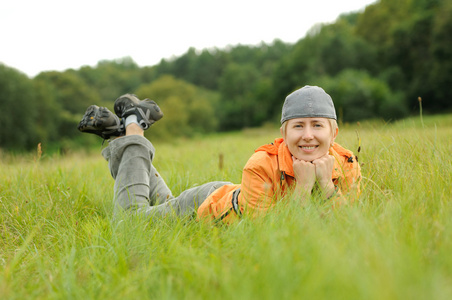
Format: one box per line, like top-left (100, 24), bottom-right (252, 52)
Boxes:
top-left (312, 154), bottom-right (336, 197)
top-left (292, 156), bottom-right (316, 197)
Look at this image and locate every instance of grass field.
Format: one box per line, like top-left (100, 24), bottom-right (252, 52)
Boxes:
top-left (1, 115), bottom-right (451, 299)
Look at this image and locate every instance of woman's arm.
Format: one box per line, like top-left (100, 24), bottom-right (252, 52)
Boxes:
top-left (312, 154), bottom-right (336, 198)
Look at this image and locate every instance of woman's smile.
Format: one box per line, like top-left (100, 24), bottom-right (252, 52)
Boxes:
top-left (299, 145), bottom-right (318, 151)
top-left (282, 118), bottom-right (335, 161)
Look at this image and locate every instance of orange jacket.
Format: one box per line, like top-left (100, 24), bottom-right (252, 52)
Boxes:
top-left (197, 138), bottom-right (361, 223)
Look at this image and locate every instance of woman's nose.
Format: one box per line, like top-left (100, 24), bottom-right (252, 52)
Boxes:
top-left (302, 128), bottom-right (313, 140)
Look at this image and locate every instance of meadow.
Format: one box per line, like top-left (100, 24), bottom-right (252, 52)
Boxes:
top-left (1, 114), bottom-right (451, 299)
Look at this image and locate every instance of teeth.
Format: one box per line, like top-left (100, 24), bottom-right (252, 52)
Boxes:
top-left (301, 146), bottom-right (316, 150)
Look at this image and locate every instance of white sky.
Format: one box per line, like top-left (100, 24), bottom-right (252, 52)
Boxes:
top-left (1, 0), bottom-right (376, 78)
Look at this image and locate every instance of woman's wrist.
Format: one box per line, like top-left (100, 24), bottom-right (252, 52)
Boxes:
top-left (326, 185), bottom-right (339, 200)
top-left (294, 183), bottom-right (313, 201)
top-left (322, 182), bottom-right (337, 199)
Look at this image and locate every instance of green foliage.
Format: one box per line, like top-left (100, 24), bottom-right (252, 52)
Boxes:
top-left (157, 47), bottom-right (229, 91)
top-left (35, 71), bottom-right (98, 115)
top-left (356, 0), bottom-right (449, 112)
top-left (317, 69), bottom-right (408, 122)
top-left (272, 17), bottom-right (378, 106)
top-left (77, 57), bottom-right (141, 103)
top-left (218, 63), bottom-right (267, 129)
top-left (135, 75), bottom-right (219, 139)
top-left (32, 78), bottom-right (61, 143)
top-left (427, 0), bottom-right (452, 110)
top-left (0, 64), bottom-right (38, 149)
top-left (1, 117), bottom-right (452, 299)
top-left (356, 0), bottom-right (412, 51)
top-left (34, 71), bottom-right (101, 140)
top-left (191, 49), bottom-right (229, 90)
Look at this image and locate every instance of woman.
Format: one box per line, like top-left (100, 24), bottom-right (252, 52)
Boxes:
top-left (78, 85), bottom-right (361, 223)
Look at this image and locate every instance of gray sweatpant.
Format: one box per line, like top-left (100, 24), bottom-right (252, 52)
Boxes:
top-left (101, 135), bottom-right (231, 219)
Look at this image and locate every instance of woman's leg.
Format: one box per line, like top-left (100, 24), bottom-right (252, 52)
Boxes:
top-left (102, 133), bottom-right (175, 215)
top-left (102, 124), bottom-right (232, 220)
top-left (142, 181), bottom-right (232, 219)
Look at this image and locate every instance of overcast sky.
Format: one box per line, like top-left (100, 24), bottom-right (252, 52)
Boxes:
top-left (1, 0), bottom-right (376, 78)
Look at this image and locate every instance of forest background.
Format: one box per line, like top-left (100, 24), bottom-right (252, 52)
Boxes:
top-left (1, 0), bottom-right (451, 152)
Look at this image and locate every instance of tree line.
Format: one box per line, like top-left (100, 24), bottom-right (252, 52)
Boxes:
top-left (1, 0), bottom-right (451, 151)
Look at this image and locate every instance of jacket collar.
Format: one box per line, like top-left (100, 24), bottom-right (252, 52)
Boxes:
top-left (256, 138), bottom-right (349, 180)
top-left (254, 138), bottom-right (295, 177)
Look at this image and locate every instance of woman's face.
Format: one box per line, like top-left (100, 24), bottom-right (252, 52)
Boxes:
top-left (281, 118), bottom-right (336, 162)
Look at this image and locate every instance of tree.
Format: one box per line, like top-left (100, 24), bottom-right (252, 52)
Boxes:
top-left (426, 0), bottom-right (452, 111)
top-left (271, 17), bottom-right (377, 115)
top-left (218, 63), bottom-right (264, 130)
top-left (77, 57), bottom-right (142, 104)
top-left (35, 71), bottom-right (101, 138)
top-left (317, 69), bottom-right (408, 122)
top-left (32, 77), bottom-right (61, 143)
top-left (135, 75), bottom-right (219, 139)
top-left (172, 47), bottom-right (197, 81)
top-left (356, 0), bottom-right (449, 112)
top-left (0, 64), bottom-right (38, 149)
top-left (190, 48), bottom-right (228, 90)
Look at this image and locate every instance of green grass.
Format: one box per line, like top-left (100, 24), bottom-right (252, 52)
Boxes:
top-left (1, 115), bottom-right (451, 299)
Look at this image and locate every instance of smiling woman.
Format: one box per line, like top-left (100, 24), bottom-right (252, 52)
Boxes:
top-left (78, 86), bottom-right (361, 224)
top-left (282, 118), bottom-right (337, 162)
top-left (200, 86), bottom-right (361, 221)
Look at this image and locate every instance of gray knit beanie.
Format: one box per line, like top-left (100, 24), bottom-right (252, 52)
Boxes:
top-left (280, 85), bottom-right (337, 124)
